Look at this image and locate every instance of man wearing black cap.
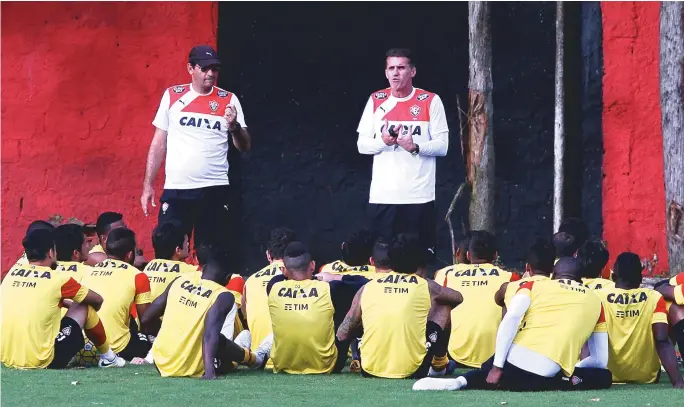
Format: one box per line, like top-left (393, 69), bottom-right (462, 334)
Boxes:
top-left (140, 45), bottom-right (251, 255)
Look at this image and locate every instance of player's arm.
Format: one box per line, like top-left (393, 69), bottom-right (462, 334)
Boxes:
top-left (357, 97), bottom-right (390, 155)
top-left (141, 89), bottom-right (170, 215)
top-left (575, 305), bottom-right (608, 369)
top-left (202, 292), bottom-right (236, 380)
top-left (62, 277), bottom-right (103, 311)
top-left (133, 272), bottom-right (153, 329)
top-left (226, 95), bottom-right (250, 152)
top-left (488, 283), bottom-right (533, 385)
top-left (656, 282), bottom-right (684, 305)
top-left (651, 296), bottom-right (684, 388)
top-left (241, 284), bottom-right (248, 323)
top-left (494, 282), bottom-right (509, 308)
top-left (336, 286), bottom-right (364, 342)
top-left (427, 279), bottom-right (463, 308)
top-left (418, 95), bottom-right (448, 157)
top-left (265, 274), bottom-right (286, 296)
top-left (140, 277), bottom-right (177, 335)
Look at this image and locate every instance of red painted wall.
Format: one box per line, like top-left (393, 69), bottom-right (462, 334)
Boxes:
top-left (1, 2), bottom-right (216, 272)
top-left (601, 2), bottom-right (668, 274)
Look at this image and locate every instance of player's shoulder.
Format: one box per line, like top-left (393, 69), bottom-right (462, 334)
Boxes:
top-left (370, 88), bottom-right (391, 101)
top-left (670, 272), bottom-right (684, 286)
top-left (213, 86), bottom-right (235, 99)
top-left (166, 83), bottom-right (192, 95)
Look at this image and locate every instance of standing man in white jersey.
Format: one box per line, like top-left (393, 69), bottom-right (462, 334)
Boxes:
top-left (140, 45), bottom-right (251, 255)
top-left (357, 48), bottom-right (449, 259)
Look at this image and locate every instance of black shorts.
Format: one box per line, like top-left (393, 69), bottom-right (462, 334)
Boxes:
top-left (48, 317), bottom-right (85, 369)
top-left (117, 319), bottom-right (151, 361)
top-left (367, 201), bottom-right (436, 259)
top-left (158, 185), bottom-right (233, 252)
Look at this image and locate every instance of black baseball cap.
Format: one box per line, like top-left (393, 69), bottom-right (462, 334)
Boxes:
top-left (188, 45), bottom-right (221, 68)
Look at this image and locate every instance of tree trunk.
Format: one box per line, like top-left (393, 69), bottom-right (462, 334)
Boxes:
top-left (466, 1), bottom-right (495, 233)
top-left (553, 1), bottom-right (565, 233)
top-left (660, 2), bottom-right (684, 276)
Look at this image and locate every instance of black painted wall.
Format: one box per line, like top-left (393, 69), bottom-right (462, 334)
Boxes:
top-left (217, 2), bottom-right (603, 274)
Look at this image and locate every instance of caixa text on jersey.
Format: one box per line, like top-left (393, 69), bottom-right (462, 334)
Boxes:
top-left (179, 116), bottom-right (222, 130)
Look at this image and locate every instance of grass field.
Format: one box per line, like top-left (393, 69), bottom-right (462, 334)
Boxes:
top-left (2, 365), bottom-right (683, 407)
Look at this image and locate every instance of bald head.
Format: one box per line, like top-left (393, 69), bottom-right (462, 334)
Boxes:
top-left (552, 257), bottom-right (583, 282)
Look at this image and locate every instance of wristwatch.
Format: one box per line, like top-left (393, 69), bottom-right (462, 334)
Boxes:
top-left (411, 144), bottom-right (420, 156)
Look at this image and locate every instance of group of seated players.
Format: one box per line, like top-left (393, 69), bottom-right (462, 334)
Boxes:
top-left (3, 213), bottom-right (684, 392)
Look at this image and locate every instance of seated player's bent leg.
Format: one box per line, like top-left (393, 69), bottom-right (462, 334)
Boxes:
top-left (333, 338), bottom-right (351, 373)
top-left (48, 317), bottom-right (86, 369)
top-left (117, 323), bottom-right (152, 361)
top-left (215, 334), bottom-right (261, 373)
top-left (220, 303), bottom-right (238, 340)
top-left (560, 367), bottom-right (612, 390)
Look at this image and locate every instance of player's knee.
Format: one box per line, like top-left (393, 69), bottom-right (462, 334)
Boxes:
top-left (428, 303), bottom-right (451, 330)
top-left (64, 302), bottom-right (89, 328)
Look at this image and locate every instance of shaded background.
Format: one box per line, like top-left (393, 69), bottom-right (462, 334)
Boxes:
top-left (218, 2), bottom-right (604, 273)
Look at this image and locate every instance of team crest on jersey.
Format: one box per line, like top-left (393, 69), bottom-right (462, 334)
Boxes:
top-left (409, 105), bottom-right (421, 117)
top-left (374, 91), bottom-right (388, 100)
top-left (209, 100), bottom-right (219, 113)
top-left (172, 86), bottom-right (186, 94)
top-left (217, 90), bottom-right (229, 97)
top-left (417, 93), bottom-right (430, 101)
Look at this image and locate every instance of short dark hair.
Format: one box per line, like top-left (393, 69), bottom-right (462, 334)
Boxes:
top-left (577, 240), bottom-right (610, 279)
top-left (201, 257), bottom-right (230, 286)
top-left (613, 252), bottom-right (643, 287)
top-left (558, 217), bottom-right (589, 247)
top-left (26, 220), bottom-right (55, 235)
top-left (553, 256), bottom-right (583, 280)
top-left (105, 228), bottom-right (136, 260)
top-left (389, 233), bottom-right (427, 274)
top-left (283, 241), bottom-right (312, 272)
top-left (371, 237), bottom-right (391, 269)
top-left (152, 221), bottom-right (186, 260)
top-left (54, 224), bottom-right (85, 262)
top-left (552, 232), bottom-right (580, 257)
top-left (342, 229), bottom-right (375, 266)
top-left (96, 212), bottom-right (123, 236)
top-left (526, 238), bottom-right (556, 276)
top-left (469, 231), bottom-right (497, 261)
top-left (196, 244), bottom-right (225, 267)
top-left (268, 228), bottom-right (298, 260)
top-left (386, 48), bottom-right (414, 67)
top-left (23, 229), bottom-right (55, 261)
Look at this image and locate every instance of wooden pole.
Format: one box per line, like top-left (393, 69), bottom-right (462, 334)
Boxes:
top-left (660, 2), bottom-right (684, 276)
top-left (467, 1), bottom-right (495, 233)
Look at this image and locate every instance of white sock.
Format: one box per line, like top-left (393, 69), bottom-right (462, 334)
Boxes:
top-left (100, 349), bottom-right (117, 361)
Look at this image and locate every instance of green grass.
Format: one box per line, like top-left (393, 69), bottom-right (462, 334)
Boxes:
top-left (1, 365), bottom-right (682, 407)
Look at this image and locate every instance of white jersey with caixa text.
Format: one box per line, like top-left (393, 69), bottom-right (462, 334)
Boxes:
top-left (357, 87), bottom-right (448, 204)
top-left (153, 84), bottom-right (247, 190)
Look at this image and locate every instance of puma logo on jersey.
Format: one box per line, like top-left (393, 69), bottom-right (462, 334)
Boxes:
top-left (180, 116), bottom-right (222, 130)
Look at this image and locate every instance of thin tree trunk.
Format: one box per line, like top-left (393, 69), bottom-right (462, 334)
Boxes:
top-left (554, 2), bottom-right (565, 233)
top-left (466, 1), bottom-right (495, 233)
top-left (660, 3), bottom-right (684, 276)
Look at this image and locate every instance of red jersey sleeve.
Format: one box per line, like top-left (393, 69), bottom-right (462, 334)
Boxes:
top-left (226, 275), bottom-right (245, 293)
top-left (510, 273), bottom-right (522, 282)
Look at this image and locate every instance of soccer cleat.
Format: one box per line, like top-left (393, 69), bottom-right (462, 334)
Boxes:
top-left (412, 377), bottom-right (467, 391)
top-left (252, 334), bottom-right (273, 369)
top-left (445, 359), bottom-right (457, 375)
top-left (234, 330), bottom-right (252, 350)
top-left (427, 366), bottom-right (447, 377)
top-left (98, 356), bottom-right (126, 368)
top-left (349, 359), bottom-right (361, 373)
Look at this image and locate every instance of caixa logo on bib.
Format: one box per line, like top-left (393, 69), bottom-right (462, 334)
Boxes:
top-left (179, 117), bottom-right (222, 130)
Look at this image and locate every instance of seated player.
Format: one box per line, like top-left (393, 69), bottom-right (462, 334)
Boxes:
top-left (414, 257), bottom-right (612, 391)
top-left (80, 228), bottom-right (153, 361)
top-left (577, 241), bottom-right (614, 290)
top-left (86, 212), bottom-right (126, 266)
top-left (435, 231), bottom-right (521, 368)
top-left (337, 233), bottom-right (464, 379)
top-left (11, 220), bottom-right (56, 268)
top-left (552, 231), bottom-right (581, 259)
top-left (142, 253), bottom-right (267, 378)
top-left (144, 221), bottom-right (198, 301)
top-left (495, 238), bottom-right (555, 313)
top-left (262, 241), bottom-right (354, 374)
top-left (1, 229), bottom-right (124, 369)
top-left (454, 232), bottom-right (472, 265)
top-left (55, 224), bottom-right (93, 281)
top-left (597, 252), bottom-right (683, 387)
top-left (655, 271), bottom-right (684, 363)
top-left (319, 229), bottom-right (376, 275)
top-left (239, 228), bottom-right (297, 357)
top-left (557, 217), bottom-right (589, 248)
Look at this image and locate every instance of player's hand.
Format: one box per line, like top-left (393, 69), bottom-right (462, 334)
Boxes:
top-left (486, 366), bottom-right (503, 386)
top-left (140, 183), bottom-right (156, 217)
top-left (224, 105), bottom-right (238, 130)
top-left (396, 129), bottom-right (417, 153)
top-left (381, 119), bottom-right (398, 146)
top-left (315, 272), bottom-right (342, 283)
